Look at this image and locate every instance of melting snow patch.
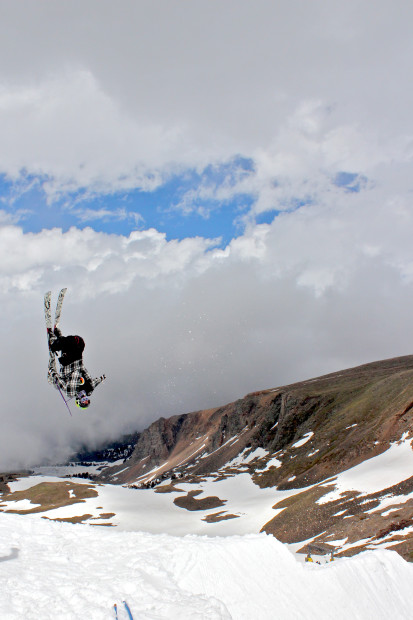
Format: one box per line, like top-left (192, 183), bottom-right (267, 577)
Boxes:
top-left (317, 436), bottom-right (413, 505)
top-left (2, 499), bottom-right (41, 511)
top-left (263, 455), bottom-right (283, 469)
top-left (292, 432), bottom-right (314, 448)
top-left (244, 448), bottom-right (268, 463)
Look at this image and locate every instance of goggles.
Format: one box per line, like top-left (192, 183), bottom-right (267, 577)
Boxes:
top-left (75, 390), bottom-right (90, 408)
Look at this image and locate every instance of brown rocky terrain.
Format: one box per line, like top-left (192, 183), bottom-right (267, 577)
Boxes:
top-left (96, 354), bottom-right (413, 559)
top-left (101, 355), bottom-right (413, 489)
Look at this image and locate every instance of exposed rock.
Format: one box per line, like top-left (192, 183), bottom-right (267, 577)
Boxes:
top-left (202, 511), bottom-right (240, 523)
top-left (173, 490), bottom-right (226, 511)
top-left (100, 355), bottom-right (413, 491)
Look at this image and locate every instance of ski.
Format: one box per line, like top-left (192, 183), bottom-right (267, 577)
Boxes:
top-left (44, 289), bottom-right (73, 416)
top-left (54, 287), bottom-right (67, 330)
top-left (44, 290), bottom-right (52, 343)
top-left (123, 601), bottom-right (134, 620)
top-left (113, 603), bottom-right (119, 620)
top-left (44, 288), bottom-right (67, 344)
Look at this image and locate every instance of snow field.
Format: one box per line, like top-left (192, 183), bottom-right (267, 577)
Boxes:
top-left (318, 435), bottom-right (413, 505)
top-left (1, 512), bottom-right (413, 619)
top-left (3, 473), bottom-right (302, 536)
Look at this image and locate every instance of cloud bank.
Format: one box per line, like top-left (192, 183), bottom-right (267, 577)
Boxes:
top-left (0, 1), bottom-right (413, 468)
top-left (0, 1), bottom-right (412, 202)
top-left (1, 187), bottom-right (413, 468)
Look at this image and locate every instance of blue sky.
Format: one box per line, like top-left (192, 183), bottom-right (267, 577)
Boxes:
top-left (0, 157), bottom-right (257, 246)
top-left (0, 162), bottom-right (364, 246)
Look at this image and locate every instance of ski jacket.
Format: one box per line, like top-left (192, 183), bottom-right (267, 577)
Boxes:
top-left (47, 354), bottom-right (105, 399)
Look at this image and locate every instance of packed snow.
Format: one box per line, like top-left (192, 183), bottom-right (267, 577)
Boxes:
top-left (3, 435), bottom-right (413, 617)
top-left (1, 512), bottom-right (413, 619)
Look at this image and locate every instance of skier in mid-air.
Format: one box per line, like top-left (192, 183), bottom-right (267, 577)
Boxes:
top-left (48, 328), bottom-right (106, 409)
top-left (45, 289), bottom-right (105, 410)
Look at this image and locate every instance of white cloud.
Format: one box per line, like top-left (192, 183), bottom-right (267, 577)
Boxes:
top-left (0, 70), bottom-right (186, 199)
top-left (0, 1), bottom-right (412, 206)
top-left (1, 1), bottom-right (413, 468)
top-left (73, 207), bottom-right (143, 226)
top-left (1, 186), bottom-right (413, 468)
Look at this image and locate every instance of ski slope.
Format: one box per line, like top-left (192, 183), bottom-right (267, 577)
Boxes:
top-left (1, 512), bottom-right (413, 620)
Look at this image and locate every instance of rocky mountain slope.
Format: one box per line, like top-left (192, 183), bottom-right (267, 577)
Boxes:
top-left (96, 355), bottom-right (413, 559)
top-left (100, 355), bottom-right (413, 485)
top-left (3, 355), bottom-right (413, 562)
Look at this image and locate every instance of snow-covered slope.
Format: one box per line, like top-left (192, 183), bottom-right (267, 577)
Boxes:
top-left (3, 354), bottom-right (413, 619)
top-left (1, 512), bottom-right (413, 620)
top-left (2, 433), bottom-right (413, 558)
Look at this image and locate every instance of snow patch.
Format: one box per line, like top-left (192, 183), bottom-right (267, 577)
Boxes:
top-left (292, 432), bottom-right (314, 448)
top-left (317, 436), bottom-right (413, 505)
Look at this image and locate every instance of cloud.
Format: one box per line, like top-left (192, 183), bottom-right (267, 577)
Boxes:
top-left (1, 183), bottom-right (413, 468)
top-left (73, 207), bottom-right (143, 226)
top-left (1, 1), bottom-right (413, 469)
top-left (0, 1), bottom-right (412, 208)
top-left (0, 70), bottom-right (185, 199)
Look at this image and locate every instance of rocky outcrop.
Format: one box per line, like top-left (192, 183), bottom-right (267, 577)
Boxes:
top-left (100, 355), bottom-right (413, 489)
top-left (96, 355), bottom-right (413, 560)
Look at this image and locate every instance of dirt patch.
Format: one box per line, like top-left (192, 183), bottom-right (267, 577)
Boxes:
top-left (173, 490), bottom-right (226, 511)
top-left (202, 511), bottom-right (240, 523)
top-left (91, 512), bottom-right (115, 520)
top-left (374, 518), bottom-right (413, 540)
top-left (155, 484), bottom-right (186, 494)
top-left (42, 511), bottom-right (115, 525)
top-left (261, 484), bottom-right (340, 542)
top-left (385, 536), bottom-right (413, 562)
top-left (262, 475), bottom-right (413, 560)
top-left (42, 514), bottom-right (93, 524)
top-left (1, 481), bottom-right (98, 514)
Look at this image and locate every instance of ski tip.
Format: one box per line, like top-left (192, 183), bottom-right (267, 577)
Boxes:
top-left (123, 601), bottom-right (134, 619)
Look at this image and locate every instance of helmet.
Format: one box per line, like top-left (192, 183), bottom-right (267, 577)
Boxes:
top-left (75, 390), bottom-right (90, 409)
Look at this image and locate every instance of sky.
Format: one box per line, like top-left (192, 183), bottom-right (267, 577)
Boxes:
top-left (1, 0), bottom-right (413, 469)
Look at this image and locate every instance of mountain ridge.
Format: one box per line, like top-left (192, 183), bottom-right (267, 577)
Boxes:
top-left (3, 354), bottom-right (413, 562)
top-left (98, 354), bottom-right (413, 488)
top-left (91, 354), bottom-right (413, 560)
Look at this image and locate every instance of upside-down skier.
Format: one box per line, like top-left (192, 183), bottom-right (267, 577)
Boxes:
top-left (45, 289), bottom-right (105, 410)
top-left (48, 329), bottom-right (106, 409)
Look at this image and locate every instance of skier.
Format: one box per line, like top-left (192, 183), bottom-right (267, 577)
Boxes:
top-left (47, 327), bottom-right (106, 409)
